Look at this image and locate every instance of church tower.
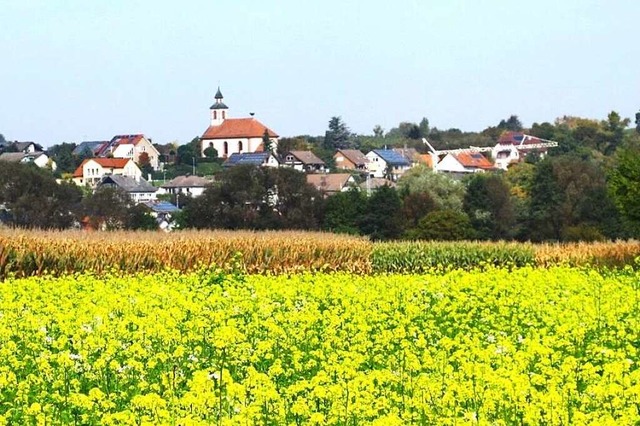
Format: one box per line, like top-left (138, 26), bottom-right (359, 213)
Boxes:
top-left (209, 87), bottom-right (229, 126)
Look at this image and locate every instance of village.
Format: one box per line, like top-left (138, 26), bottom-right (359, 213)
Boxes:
top-left (0, 87), bottom-right (559, 230)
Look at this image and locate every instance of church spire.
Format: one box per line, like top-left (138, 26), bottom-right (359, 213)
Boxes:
top-left (210, 86), bottom-right (229, 126)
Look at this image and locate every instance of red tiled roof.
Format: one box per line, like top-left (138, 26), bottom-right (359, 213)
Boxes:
top-left (111, 134), bottom-right (144, 146)
top-left (201, 118), bottom-right (278, 139)
top-left (454, 152), bottom-right (494, 169)
top-left (72, 158), bottom-right (132, 177)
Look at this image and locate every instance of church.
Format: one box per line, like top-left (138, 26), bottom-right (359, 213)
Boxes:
top-left (200, 88), bottom-right (279, 158)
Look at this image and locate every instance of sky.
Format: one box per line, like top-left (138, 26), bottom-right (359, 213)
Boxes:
top-left (1, 0), bottom-right (638, 147)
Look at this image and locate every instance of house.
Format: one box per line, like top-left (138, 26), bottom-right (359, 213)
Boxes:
top-left (334, 149), bottom-right (369, 171)
top-left (436, 152), bottom-right (494, 174)
top-left (393, 147), bottom-right (424, 166)
top-left (365, 149), bottom-right (411, 180)
top-left (72, 158), bottom-right (142, 186)
top-left (96, 175), bottom-right (158, 204)
top-left (306, 173), bottom-right (356, 196)
top-left (72, 141), bottom-right (109, 157)
top-left (107, 134), bottom-right (160, 170)
top-left (142, 200), bottom-right (181, 232)
top-left (491, 132), bottom-right (554, 170)
top-left (223, 152), bottom-right (280, 168)
top-left (0, 152), bottom-right (57, 171)
top-left (158, 175), bottom-right (213, 197)
top-left (11, 141), bottom-right (42, 153)
top-left (200, 87), bottom-right (279, 158)
top-left (282, 151), bottom-right (327, 173)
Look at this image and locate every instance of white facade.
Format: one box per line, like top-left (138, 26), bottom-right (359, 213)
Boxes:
top-left (110, 136), bottom-right (160, 170)
top-left (365, 152), bottom-right (411, 180)
top-left (435, 153), bottom-right (472, 173)
top-left (73, 159), bottom-right (142, 186)
top-left (202, 137), bottom-right (268, 158)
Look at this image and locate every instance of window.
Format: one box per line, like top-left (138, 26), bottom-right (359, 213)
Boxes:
top-left (213, 111), bottom-right (217, 120)
top-left (238, 141), bottom-right (243, 152)
top-left (223, 142), bottom-right (228, 156)
top-left (222, 111), bottom-right (226, 119)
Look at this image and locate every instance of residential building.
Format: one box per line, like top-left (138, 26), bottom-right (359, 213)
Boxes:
top-left (223, 152), bottom-right (280, 168)
top-left (72, 158), bottom-right (141, 187)
top-left (0, 152), bottom-right (56, 171)
top-left (306, 173), bottom-right (356, 196)
top-left (282, 151), bottom-right (327, 173)
top-left (436, 152), bottom-right (494, 174)
top-left (142, 201), bottom-right (181, 232)
top-left (334, 149), bottom-right (369, 171)
top-left (491, 132), bottom-right (555, 170)
top-left (72, 141), bottom-right (109, 157)
top-left (107, 134), bottom-right (160, 170)
top-left (97, 175), bottom-right (158, 204)
top-left (365, 149), bottom-right (411, 180)
top-left (158, 175), bottom-right (214, 198)
top-left (200, 87), bottom-right (279, 158)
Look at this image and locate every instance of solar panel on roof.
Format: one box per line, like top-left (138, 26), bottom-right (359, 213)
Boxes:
top-left (471, 153), bottom-right (484, 159)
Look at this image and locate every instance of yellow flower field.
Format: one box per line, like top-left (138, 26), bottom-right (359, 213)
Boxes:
top-left (0, 267), bottom-right (639, 424)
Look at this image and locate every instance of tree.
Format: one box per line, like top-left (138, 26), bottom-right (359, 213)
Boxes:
top-left (81, 186), bottom-right (132, 230)
top-left (203, 146), bottom-right (218, 159)
top-left (373, 125), bottom-right (384, 138)
top-left (127, 204), bottom-right (158, 230)
top-left (358, 185), bottom-right (403, 240)
top-left (138, 152), bottom-right (154, 177)
top-left (463, 174), bottom-right (515, 240)
top-left (498, 115), bottom-right (523, 132)
top-left (262, 129), bottom-right (274, 153)
top-left (323, 116), bottom-right (351, 150)
top-left (408, 210), bottom-right (475, 241)
top-left (401, 190), bottom-right (437, 230)
top-left (47, 142), bottom-right (77, 175)
top-left (324, 189), bottom-right (367, 234)
top-left (182, 165), bottom-right (323, 230)
top-left (0, 134), bottom-right (5, 146)
top-left (397, 165), bottom-right (466, 211)
top-left (418, 117), bottom-right (430, 138)
top-left (636, 110), bottom-right (640, 134)
top-left (0, 162), bottom-right (82, 229)
top-left (177, 143), bottom-right (196, 166)
top-left (608, 140), bottom-right (640, 236)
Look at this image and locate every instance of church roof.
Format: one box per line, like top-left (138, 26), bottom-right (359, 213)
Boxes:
top-left (201, 118), bottom-right (279, 139)
top-left (215, 87), bottom-right (224, 99)
top-left (210, 102), bottom-right (229, 110)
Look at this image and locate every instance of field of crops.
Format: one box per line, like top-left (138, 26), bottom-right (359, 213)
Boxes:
top-left (2, 229), bottom-right (640, 278)
top-left (1, 267), bottom-right (639, 424)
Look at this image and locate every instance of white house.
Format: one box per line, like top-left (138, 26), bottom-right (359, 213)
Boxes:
top-left (365, 149), bottom-right (411, 180)
top-left (72, 158), bottom-right (142, 187)
top-left (96, 175), bottom-right (158, 204)
top-left (200, 87), bottom-right (279, 158)
top-left (0, 152), bottom-right (56, 171)
top-left (107, 134), bottom-right (160, 170)
top-left (436, 152), bottom-right (494, 174)
top-left (158, 175), bottom-right (213, 198)
top-left (282, 151), bottom-right (327, 173)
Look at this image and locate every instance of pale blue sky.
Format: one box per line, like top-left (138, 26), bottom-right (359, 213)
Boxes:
top-left (1, 0), bottom-right (638, 147)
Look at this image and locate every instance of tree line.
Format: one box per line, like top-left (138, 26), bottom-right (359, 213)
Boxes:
top-left (1, 108), bottom-right (640, 241)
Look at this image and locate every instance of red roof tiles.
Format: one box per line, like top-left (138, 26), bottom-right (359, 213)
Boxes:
top-left (201, 118), bottom-right (278, 139)
top-left (72, 158), bottom-right (132, 177)
top-left (454, 152), bottom-right (494, 169)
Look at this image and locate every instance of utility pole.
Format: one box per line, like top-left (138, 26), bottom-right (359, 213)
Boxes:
top-left (192, 157), bottom-right (196, 175)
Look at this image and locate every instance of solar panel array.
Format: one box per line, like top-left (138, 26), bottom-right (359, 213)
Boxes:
top-left (375, 149), bottom-right (411, 166)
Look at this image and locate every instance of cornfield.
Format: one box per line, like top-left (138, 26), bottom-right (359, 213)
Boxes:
top-left (1, 229), bottom-right (640, 278)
